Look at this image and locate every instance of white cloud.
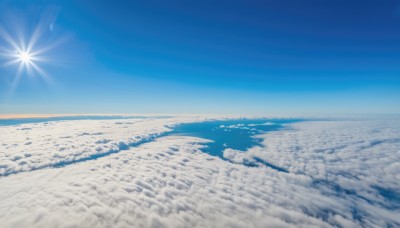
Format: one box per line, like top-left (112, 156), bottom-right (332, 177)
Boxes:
top-left (223, 148), bottom-right (255, 164)
top-left (227, 120), bottom-right (400, 226)
top-left (248, 122), bottom-right (275, 127)
top-left (0, 117), bottom-right (212, 176)
top-left (0, 118), bottom-right (399, 227)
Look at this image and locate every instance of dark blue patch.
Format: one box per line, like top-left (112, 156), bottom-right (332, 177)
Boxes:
top-left (170, 118), bottom-right (302, 170)
top-left (373, 186), bottom-right (400, 210)
top-left (253, 157), bottom-right (289, 173)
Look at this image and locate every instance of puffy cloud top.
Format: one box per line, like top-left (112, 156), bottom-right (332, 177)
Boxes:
top-left (0, 118), bottom-right (399, 227)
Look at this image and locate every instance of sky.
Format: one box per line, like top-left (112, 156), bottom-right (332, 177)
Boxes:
top-left (0, 0), bottom-right (399, 115)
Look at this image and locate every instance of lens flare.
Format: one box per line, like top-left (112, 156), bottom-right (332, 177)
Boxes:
top-left (0, 6), bottom-right (71, 89)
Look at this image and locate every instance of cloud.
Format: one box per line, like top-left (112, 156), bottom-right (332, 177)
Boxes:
top-left (0, 118), bottom-right (399, 227)
top-left (225, 120), bottom-right (400, 226)
top-left (0, 135), bottom-right (330, 227)
top-left (219, 122), bottom-right (275, 130)
top-left (0, 117), bottom-right (219, 176)
top-left (247, 122), bottom-right (275, 127)
top-left (223, 148), bottom-right (256, 165)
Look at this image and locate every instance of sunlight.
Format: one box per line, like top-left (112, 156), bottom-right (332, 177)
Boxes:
top-left (17, 51), bottom-right (33, 63)
top-left (0, 6), bottom-right (69, 89)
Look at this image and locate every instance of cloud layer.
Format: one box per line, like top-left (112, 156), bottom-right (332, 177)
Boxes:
top-left (224, 120), bottom-right (400, 226)
top-left (0, 117), bottom-right (211, 176)
top-left (0, 118), bottom-right (399, 227)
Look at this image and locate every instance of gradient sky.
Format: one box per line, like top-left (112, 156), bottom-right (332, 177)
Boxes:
top-left (0, 0), bottom-right (399, 115)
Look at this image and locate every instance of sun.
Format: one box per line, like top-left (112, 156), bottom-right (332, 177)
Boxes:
top-left (0, 6), bottom-right (71, 89)
top-left (17, 51), bottom-right (33, 63)
top-left (11, 49), bottom-right (40, 75)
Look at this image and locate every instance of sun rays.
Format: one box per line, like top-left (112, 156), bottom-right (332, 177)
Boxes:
top-left (0, 6), bottom-right (67, 89)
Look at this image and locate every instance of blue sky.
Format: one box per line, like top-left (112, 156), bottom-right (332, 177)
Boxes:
top-left (0, 0), bottom-right (399, 115)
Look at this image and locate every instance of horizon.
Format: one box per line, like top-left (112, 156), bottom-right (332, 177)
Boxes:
top-left (1, 112), bottom-right (400, 119)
